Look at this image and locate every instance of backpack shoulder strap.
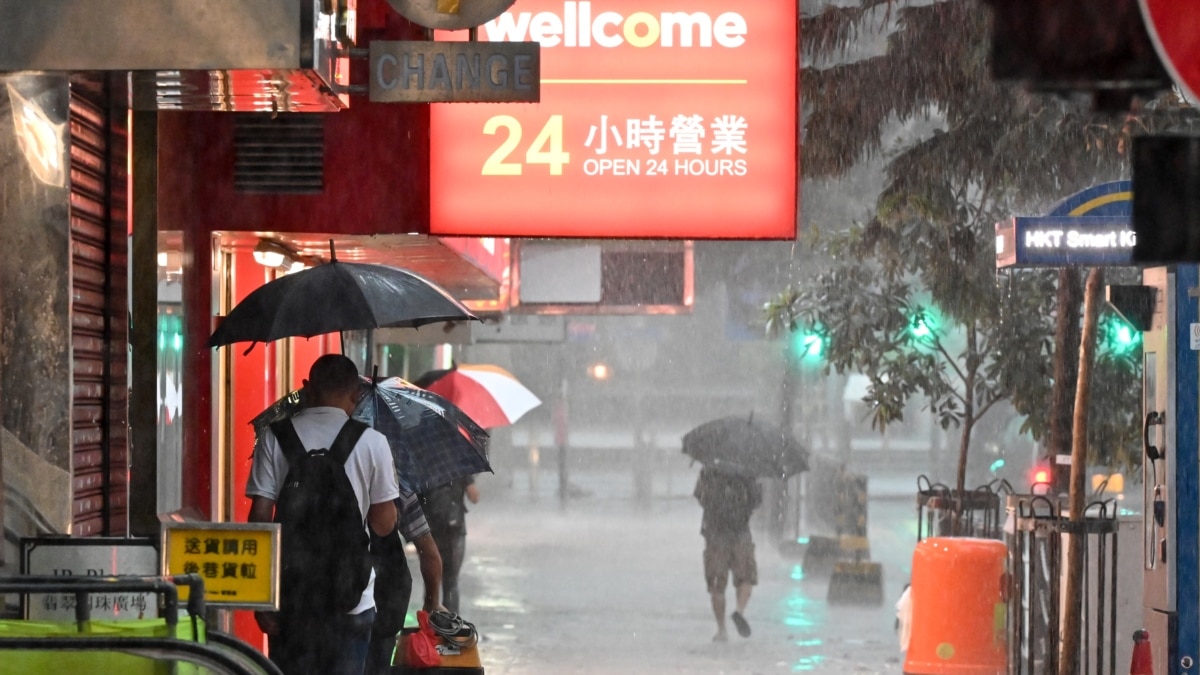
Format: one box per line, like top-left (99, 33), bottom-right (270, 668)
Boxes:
top-left (329, 418), bottom-right (369, 464)
top-left (269, 420), bottom-right (307, 465)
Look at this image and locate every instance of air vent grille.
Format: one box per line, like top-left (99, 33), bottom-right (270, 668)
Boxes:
top-left (234, 114), bottom-right (324, 194)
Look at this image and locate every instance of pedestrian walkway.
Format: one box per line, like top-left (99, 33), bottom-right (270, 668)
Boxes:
top-left (411, 472), bottom-right (915, 674)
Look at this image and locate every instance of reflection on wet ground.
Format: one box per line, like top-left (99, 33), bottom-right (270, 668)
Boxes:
top-left (408, 469), bottom-right (916, 674)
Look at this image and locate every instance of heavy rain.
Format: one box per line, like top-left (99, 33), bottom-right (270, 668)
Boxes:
top-left (2, 1), bottom-right (1200, 675)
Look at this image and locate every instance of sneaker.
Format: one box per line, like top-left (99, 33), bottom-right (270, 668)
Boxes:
top-left (731, 611), bottom-right (751, 638)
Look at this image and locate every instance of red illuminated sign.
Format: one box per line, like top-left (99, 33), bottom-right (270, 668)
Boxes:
top-left (1141, 0), bottom-right (1200, 103)
top-left (430, 1), bottom-right (798, 240)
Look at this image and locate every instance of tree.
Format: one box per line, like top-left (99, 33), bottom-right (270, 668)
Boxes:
top-left (772, 0), bottom-right (1198, 502)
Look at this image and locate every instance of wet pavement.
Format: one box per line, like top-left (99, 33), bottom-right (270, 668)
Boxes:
top-left (410, 467), bottom-right (920, 674)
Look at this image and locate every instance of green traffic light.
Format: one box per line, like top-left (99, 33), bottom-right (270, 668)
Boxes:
top-left (1102, 314), bottom-right (1140, 355)
top-left (791, 325), bottom-right (826, 363)
top-left (907, 308), bottom-right (937, 341)
top-left (800, 333), bottom-right (823, 358)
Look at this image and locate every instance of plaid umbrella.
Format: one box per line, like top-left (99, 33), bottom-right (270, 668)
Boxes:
top-left (251, 376), bottom-right (491, 494)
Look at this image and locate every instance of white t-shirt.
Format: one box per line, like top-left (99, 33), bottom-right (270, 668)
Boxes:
top-left (246, 406), bottom-right (401, 615)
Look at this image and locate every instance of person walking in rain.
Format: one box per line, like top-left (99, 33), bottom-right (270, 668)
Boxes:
top-left (694, 466), bottom-right (762, 642)
top-left (420, 475), bottom-right (481, 614)
top-left (246, 354), bottom-right (399, 675)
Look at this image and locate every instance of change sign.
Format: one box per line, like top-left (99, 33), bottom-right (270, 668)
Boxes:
top-left (429, 0), bottom-right (799, 239)
top-left (370, 41), bottom-right (540, 103)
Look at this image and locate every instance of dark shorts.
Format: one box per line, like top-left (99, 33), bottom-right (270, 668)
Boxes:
top-left (703, 530), bottom-right (757, 593)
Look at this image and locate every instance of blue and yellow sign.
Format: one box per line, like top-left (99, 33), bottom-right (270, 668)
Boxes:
top-left (996, 181), bottom-right (1133, 268)
top-left (162, 522), bottom-right (279, 610)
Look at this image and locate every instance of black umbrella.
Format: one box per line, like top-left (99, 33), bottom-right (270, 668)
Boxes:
top-left (682, 415), bottom-right (809, 478)
top-left (208, 247), bottom-right (478, 349)
top-left (251, 376), bottom-right (491, 494)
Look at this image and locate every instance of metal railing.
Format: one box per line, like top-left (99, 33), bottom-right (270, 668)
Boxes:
top-left (1007, 496), bottom-right (1120, 675)
top-left (916, 476), bottom-right (1013, 540)
top-left (0, 574), bottom-right (282, 675)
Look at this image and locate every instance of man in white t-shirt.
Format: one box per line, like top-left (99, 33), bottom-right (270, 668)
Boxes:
top-left (247, 354), bottom-right (399, 675)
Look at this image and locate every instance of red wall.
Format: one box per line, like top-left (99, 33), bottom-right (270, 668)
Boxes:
top-left (158, 12), bottom-right (430, 237)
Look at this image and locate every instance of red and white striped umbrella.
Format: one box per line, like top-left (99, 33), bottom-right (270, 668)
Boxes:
top-left (415, 364), bottom-right (541, 429)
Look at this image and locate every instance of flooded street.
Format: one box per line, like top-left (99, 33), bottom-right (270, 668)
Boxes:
top-left (410, 464), bottom-right (920, 674)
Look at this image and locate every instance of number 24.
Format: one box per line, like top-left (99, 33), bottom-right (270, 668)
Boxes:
top-left (482, 115), bottom-right (570, 176)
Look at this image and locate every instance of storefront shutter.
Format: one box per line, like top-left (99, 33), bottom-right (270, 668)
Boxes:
top-left (68, 79), bottom-right (129, 536)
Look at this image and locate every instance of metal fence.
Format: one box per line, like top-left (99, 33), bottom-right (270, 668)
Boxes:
top-left (916, 476), bottom-right (1013, 541)
top-left (1007, 495), bottom-right (1120, 675)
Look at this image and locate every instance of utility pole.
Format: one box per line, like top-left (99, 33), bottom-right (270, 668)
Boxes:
top-left (554, 375), bottom-right (569, 510)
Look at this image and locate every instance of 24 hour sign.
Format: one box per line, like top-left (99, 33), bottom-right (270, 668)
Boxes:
top-left (430, 1), bottom-right (798, 239)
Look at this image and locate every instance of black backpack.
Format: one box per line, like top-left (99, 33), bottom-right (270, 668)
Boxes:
top-left (420, 481), bottom-right (467, 534)
top-left (270, 418), bottom-right (372, 616)
top-left (699, 471), bottom-right (761, 531)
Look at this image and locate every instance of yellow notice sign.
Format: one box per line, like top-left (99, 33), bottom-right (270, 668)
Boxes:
top-left (162, 522), bottom-right (279, 610)
top-left (437, 0), bottom-right (459, 13)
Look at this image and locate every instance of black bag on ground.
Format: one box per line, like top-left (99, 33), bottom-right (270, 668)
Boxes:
top-left (271, 418), bottom-right (371, 616)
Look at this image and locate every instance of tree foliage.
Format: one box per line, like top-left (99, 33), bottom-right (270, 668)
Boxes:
top-left (772, 0), bottom-right (1198, 493)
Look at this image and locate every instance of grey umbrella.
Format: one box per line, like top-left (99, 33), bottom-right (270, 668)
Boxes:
top-left (682, 415), bottom-right (809, 478)
top-left (208, 245), bottom-right (478, 350)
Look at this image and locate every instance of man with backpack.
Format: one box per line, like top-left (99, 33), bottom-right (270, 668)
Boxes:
top-left (694, 467), bottom-right (763, 643)
top-left (247, 354), bottom-right (400, 675)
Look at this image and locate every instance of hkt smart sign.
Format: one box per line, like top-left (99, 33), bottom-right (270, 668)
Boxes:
top-left (430, 1), bottom-right (798, 239)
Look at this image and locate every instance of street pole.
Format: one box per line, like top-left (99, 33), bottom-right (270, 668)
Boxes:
top-left (774, 345), bottom-right (797, 541)
top-left (555, 375), bottom-right (569, 510)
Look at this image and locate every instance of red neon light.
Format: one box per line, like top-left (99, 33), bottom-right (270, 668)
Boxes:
top-left (430, 0), bottom-right (798, 240)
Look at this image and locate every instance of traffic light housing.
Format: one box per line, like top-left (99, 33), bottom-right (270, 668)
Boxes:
top-left (982, 0), bottom-right (1171, 111)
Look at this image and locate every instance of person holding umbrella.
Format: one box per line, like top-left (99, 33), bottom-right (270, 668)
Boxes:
top-left (694, 466), bottom-right (763, 642)
top-left (413, 364), bottom-right (537, 616)
top-left (418, 476), bottom-right (479, 615)
top-left (246, 354), bottom-right (400, 675)
top-left (682, 414), bottom-right (806, 642)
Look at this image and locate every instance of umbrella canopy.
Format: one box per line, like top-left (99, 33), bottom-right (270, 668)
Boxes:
top-left (682, 415), bottom-right (808, 478)
top-left (208, 260), bottom-right (478, 348)
top-left (252, 376), bottom-right (491, 494)
top-left (413, 364), bottom-right (541, 429)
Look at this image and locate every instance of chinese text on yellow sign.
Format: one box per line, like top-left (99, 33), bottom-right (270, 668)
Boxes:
top-left (162, 522), bottom-right (279, 610)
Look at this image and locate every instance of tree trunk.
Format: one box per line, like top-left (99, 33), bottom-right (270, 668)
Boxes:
top-left (954, 323), bottom-right (978, 534)
top-left (1050, 269), bottom-right (1083, 494)
top-left (1058, 267), bottom-right (1103, 675)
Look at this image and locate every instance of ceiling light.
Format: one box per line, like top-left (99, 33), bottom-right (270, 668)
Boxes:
top-left (253, 239), bottom-right (290, 268)
top-left (157, 250), bottom-right (183, 269)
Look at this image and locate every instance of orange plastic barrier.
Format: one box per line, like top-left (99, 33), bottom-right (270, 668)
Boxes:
top-left (904, 537), bottom-right (1007, 675)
